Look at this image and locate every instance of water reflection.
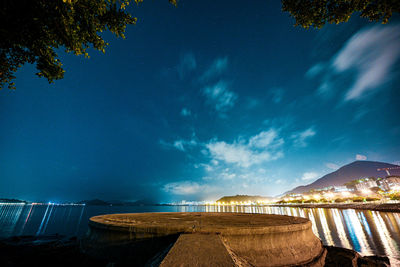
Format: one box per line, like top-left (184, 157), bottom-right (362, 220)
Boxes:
top-left (317, 208), bottom-right (334, 246)
top-left (0, 203), bottom-right (399, 263)
top-left (372, 211), bottom-right (400, 259)
top-left (307, 208), bottom-right (320, 239)
top-left (331, 209), bottom-right (351, 249)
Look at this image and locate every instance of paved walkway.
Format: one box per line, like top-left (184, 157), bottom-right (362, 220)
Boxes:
top-left (160, 234), bottom-right (236, 267)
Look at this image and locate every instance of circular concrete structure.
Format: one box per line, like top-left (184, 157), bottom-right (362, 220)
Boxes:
top-left (82, 212), bottom-right (326, 266)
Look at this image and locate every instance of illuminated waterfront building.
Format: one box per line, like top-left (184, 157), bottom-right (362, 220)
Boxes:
top-left (333, 186), bottom-right (352, 192)
top-left (378, 176), bottom-right (400, 191)
top-left (355, 179), bottom-right (378, 191)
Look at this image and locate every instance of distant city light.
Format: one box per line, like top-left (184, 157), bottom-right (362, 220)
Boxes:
top-left (392, 185), bottom-right (400, 191)
top-left (341, 191), bottom-right (351, 197)
top-left (361, 189), bottom-right (371, 195)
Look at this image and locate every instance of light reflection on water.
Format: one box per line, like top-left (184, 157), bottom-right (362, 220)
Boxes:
top-left (1, 203), bottom-right (399, 263)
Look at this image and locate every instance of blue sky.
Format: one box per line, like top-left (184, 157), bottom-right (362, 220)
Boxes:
top-left (0, 1), bottom-right (399, 202)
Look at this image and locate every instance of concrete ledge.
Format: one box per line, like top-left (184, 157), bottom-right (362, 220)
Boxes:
top-left (82, 212), bottom-right (326, 266)
top-left (88, 212), bottom-right (311, 235)
top-left (160, 234), bottom-right (236, 267)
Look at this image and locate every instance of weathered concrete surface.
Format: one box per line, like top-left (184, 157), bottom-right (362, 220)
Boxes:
top-left (82, 212), bottom-right (326, 266)
top-left (220, 227), bottom-right (326, 266)
top-left (160, 234), bottom-right (236, 267)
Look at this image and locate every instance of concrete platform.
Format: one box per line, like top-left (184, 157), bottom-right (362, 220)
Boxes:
top-left (82, 212), bottom-right (326, 266)
top-left (160, 234), bottom-right (236, 267)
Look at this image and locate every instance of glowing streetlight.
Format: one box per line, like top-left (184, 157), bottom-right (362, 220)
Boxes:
top-left (324, 193), bottom-right (334, 199)
top-left (361, 189), bottom-right (371, 195)
top-left (341, 191), bottom-right (351, 197)
top-left (391, 185), bottom-right (400, 191)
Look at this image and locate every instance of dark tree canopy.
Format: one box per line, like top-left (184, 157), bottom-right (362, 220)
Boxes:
top-left (1, 1), bottom-right (398, 89)
top-left (0, 0), bottom-right (175, 89)
top-left (282, 0), bottom-right (400, 29)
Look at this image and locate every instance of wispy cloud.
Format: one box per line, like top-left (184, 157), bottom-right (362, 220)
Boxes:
top-left (249, 130), bottom-right (284, 149)
top-left (245, 97), bottom-right (260, 109)
top-left (333, 24), bottom-right (400, 100)
top-left (180, 108), bottom-right (191, 117)
top-left (291, 127), bottom-right (316, 147)
top-left (206, 129), bottom-right (284, 167)
top-left (163, 181), bottom-right (208, 195)
top-left (202, 81), bottom-right (237, 113)
top-left (173, 140), bottom-right (186, 151)
top-left (356, 154), bottom-right (367, 160)
top-left (206, 142), bottom-right (273, 167)
top-left (200, 57), bottom-right (228, 82)
top-left (301, 172), bottom-right (319, 181)
top-left (326, 163), bottom-right (339, 170)
top-left (305, 63), bottom-right (325, 78)
top-left (194, 163), bottom-right (214, 172)
top-left (270, 88), bottom-right (284, 103)
top-left (220, 169), bottom-right (236, 180)
top-left (352, 107), bottom-right (368, 122)
top-left (159, 138), bottom-right (197, 152)
top-left (177, 53), bottom-right (196, 79)
top-left (317, 81), bottom-right (333, 97)
top-left (309, 24), bottom-right (400, 101)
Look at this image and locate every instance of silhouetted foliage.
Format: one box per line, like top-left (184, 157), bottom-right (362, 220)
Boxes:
top-left (287, 199), bottom-right (303, 204)
top-left (0, 0), bottom-right (175, 89)
top-left (3, 1), bottom-right (397, 89)
top-left (319, 198), bottom-right (329, 203)
top-left (352, 196), bottom-right (365, 202)
top-left (303, 199), bottom-right (317, 203)
top-left (365, 196), bottom-right (381, 201)
top-left (282, 0), bottom-right (400, 29)
top-left (334, 198), bottom-right (345, 203)
top-left (389, 193), bottom-right (400, 200)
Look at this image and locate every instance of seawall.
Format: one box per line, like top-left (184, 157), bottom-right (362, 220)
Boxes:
top-left (81, 212), bottom-right (327, 266)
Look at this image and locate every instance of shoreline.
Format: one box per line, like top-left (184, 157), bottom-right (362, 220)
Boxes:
top-left (268, 202), bottom-right (400, 212)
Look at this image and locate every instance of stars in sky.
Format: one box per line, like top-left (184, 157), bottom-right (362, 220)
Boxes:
top-left (0, 1), bottom-right (399, 202)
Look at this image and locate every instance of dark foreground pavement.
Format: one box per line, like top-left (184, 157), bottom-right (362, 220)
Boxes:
top-left (0, 234), bottom-right (391, 267)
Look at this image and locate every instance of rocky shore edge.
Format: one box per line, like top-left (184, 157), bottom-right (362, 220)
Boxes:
top-left (0, 235), bottom-right (391, 266)
top-left (269, 202), bottom-right (400, 213)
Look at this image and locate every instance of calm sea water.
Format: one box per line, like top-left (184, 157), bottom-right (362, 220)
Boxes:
top-left (1, 204), bottom-right (399, 263)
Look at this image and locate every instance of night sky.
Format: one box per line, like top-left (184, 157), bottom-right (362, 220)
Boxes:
top-left (1, 1), bottom-right (399, 203)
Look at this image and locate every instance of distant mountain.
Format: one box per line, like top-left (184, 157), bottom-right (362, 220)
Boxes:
top-left (285, 161), bottom-right (400, 195)
top-left (77, 199), bottom-right (156, 206)
top-left (77, 199), bottom-right (110, 205)
top-left (217, 195), bottom-right (273, 203)
top-left (0, 198), bottom-right (27, 203)
top-left (108, 199), bottom-right (156, 206)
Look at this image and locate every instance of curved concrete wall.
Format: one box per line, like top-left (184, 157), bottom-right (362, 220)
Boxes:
top-left (81, 212), bottom-right (326, 266)
top-left (220, 221), bottom-right (325, 266)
